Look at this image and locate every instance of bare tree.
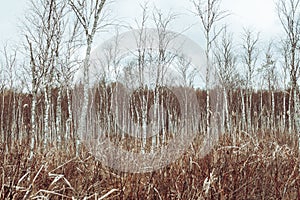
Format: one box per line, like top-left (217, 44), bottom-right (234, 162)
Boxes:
top-left (175, 55), bottom-right (198, 88)
top-left (0, 58), bottom-right (5, 146)
top-left (213, 27), bottom-right (237, 135)
top-left (0, 48), bottom-right (22, 151)
top-left (151, 8), bottom-right (178, 151)
top-left (94, 29), bottom-right (123, 142)
top-left (259, 42), bottom-right (277, 132)
top-left (23, 0), bottom-right (69, 157)
top-left (1, 46), bottom-right (19, 151)
top-left (68, 0), bottom-right (110, 154)
top-left (54, 13), bottom-right (82, 150)
top-left (277, 0), bottom-right (300, 136)
top-left (280, 39), bottom-right (291, 133)
top-left (192, 0), bottom-right (228, 138)
top-left (128, 3), bottom-right (152, 154)
top-left (240, 28), bottom-right (259, 133)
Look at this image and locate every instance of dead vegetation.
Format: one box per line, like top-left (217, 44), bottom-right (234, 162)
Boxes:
top-left (1, 131), bottom-right (299, 199)
top-left (1, 87), bottom-right (300, 199)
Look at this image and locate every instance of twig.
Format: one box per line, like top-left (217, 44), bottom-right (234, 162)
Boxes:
top-left (98, 188), bottom-right (119, 200)
top-left (282, 158), bottom-right (299, 198)
top-left (22, 165), bottom-right (44, 200)
top-left (32, 189), bottom-right (72, 199)
top-left (49, 157), bottom-right (77, 173)
top-left (17, 171), bottom-right (30, 186)
top-left (2, 184), bottom-right (27, 191)
top-left (153, 187), bottom-right (162, 200)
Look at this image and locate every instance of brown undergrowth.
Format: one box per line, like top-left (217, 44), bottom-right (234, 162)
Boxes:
top-left (1, 132), bottom-right (300, 199)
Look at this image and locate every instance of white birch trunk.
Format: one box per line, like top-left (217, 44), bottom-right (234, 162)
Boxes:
top-left (11, 92), bottom-right (16, 146)
top-left (161, 97), bottom-right (165, 145)
top-left (293, 88), bottom-right (300, 151)
top-left (241, 90), bottom-right (246, 132)
top-left (283, 91), bottom-right (286, 132)
top-left (18, 96), bottom-right (23, 143)
top-left (247, 92), bottom-right (252, 133)
top-left (141, 94), bottom-right (147, 154)
top-left (260, 89), bottom-right (263, 131)
top-left (288, 90), bottom-right (293, 134)
top-left (56, 88), bottom-right (62, 148)
top-left (151, 91), bottom-right (158, 153)
top-left (271, 90), bottom-right (275, 132)
top-left (77, 39), bottom-right (92, 156)
top-left (1, 93), bottom-right (4, 145)
top-left (43, 85), bottom-right (50, 150)
top-left (66, 87), bottom-right (73, 141)
top-left (206, 83), bottom-right (210, 141)
top-left (30, 93), bottom-right (37, 159)
top-left (223, 88), bottom-right (230, 133)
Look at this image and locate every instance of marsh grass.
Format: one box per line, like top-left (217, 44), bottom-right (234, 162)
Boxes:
top-left (1, 131), bottom-right (299, 199)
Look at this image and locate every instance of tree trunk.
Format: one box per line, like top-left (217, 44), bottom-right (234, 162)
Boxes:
top-left (241, 90), bottom-right (246, 132)
top-left (77, 38), bottom-right (93, 156)
top-left (30, 92), bottom-right (37, 159)
top-left (288, 89), bottom-right (293, 134)
top-left (271, 90), bottom-right (275, 132)
top-left (283, 90), bottom-right (286, 132)
top-left (43, 85), bottom-right (50, 150)
top-left (56, 88), bottom-right (62, 148)
top-left (224, 88), bottom-right (230, 133)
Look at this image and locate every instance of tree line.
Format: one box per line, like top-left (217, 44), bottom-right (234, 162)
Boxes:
top-left (1, 0), bottom-right (300, 156)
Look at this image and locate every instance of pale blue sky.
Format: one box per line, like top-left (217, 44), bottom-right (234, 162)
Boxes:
top-left (0, 0), bottom-right (282, 46)
top-left (0, 0), bottom-right (28, 44)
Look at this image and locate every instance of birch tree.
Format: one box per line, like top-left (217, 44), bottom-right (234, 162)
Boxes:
top-left (131, 4), bottom-right (150, 154)
top-left (281, 39), bottom-right (291, 133)
top-left (192, 0), bottom-right (228, 138)
top-left (24, 0), bottom-right (68, 156)
top-left (151, 8), bottom-right (178, 152)
top-left (241, 28), bottom-right (259, 133)
top-left (68, 0), bottom-right (110, 154)
top-left (259, 43), bottom-right (277, 132)
top-left (91, 29), bottom-right (123, 147)
top-left (214, 27), bottom-right (237, 134)
top-left (1, 46), bottom-right (19, 151)
top-left (0, 59), bottom-right (5, 146)
top-left (55, 13), bottom-right (82, 149)
top-left (277, 0), bottom-right (300, 135)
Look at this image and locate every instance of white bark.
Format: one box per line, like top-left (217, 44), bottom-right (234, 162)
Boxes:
top-left (289, 92), bottom-right (293, 134)
top-left (30, 93), bottom-right (37, 159)
top-left (271, 90), bottom-right (275, 131)
top-left (66, 87), bottom-right (73, 141)
top-left (43, 85), bottom-right (50, 150)
top-left (223, 88), bottom-right (230, 132)
top-left (277, 0), bottom-right (300, 136)
top-left (0, 92), bottom-right (4, 145)
top-left (241, 90), bottom-right (246, 131)
top-left (69, 0), bottom-right (108, 155)
top-left (241, 29), bottom-right (259, 133)
top-left (247, 93), bottom-right (252, 133)
top-left (193, 0), bottom-right (228, 141)
top-left (283, 91), bottom-right (286, 132)
top-left (56, 88), bottom-right (62, 148)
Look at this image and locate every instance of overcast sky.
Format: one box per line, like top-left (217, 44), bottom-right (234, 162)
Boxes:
top-left (0, 0), bottom-right (282, 47)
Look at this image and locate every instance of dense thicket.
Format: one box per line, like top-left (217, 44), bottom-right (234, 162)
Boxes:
top-left (0, 86), bottom-right (294, 148)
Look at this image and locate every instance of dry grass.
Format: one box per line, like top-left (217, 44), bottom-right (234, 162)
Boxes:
top-left (1, 132), bottom-right (300, 199)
